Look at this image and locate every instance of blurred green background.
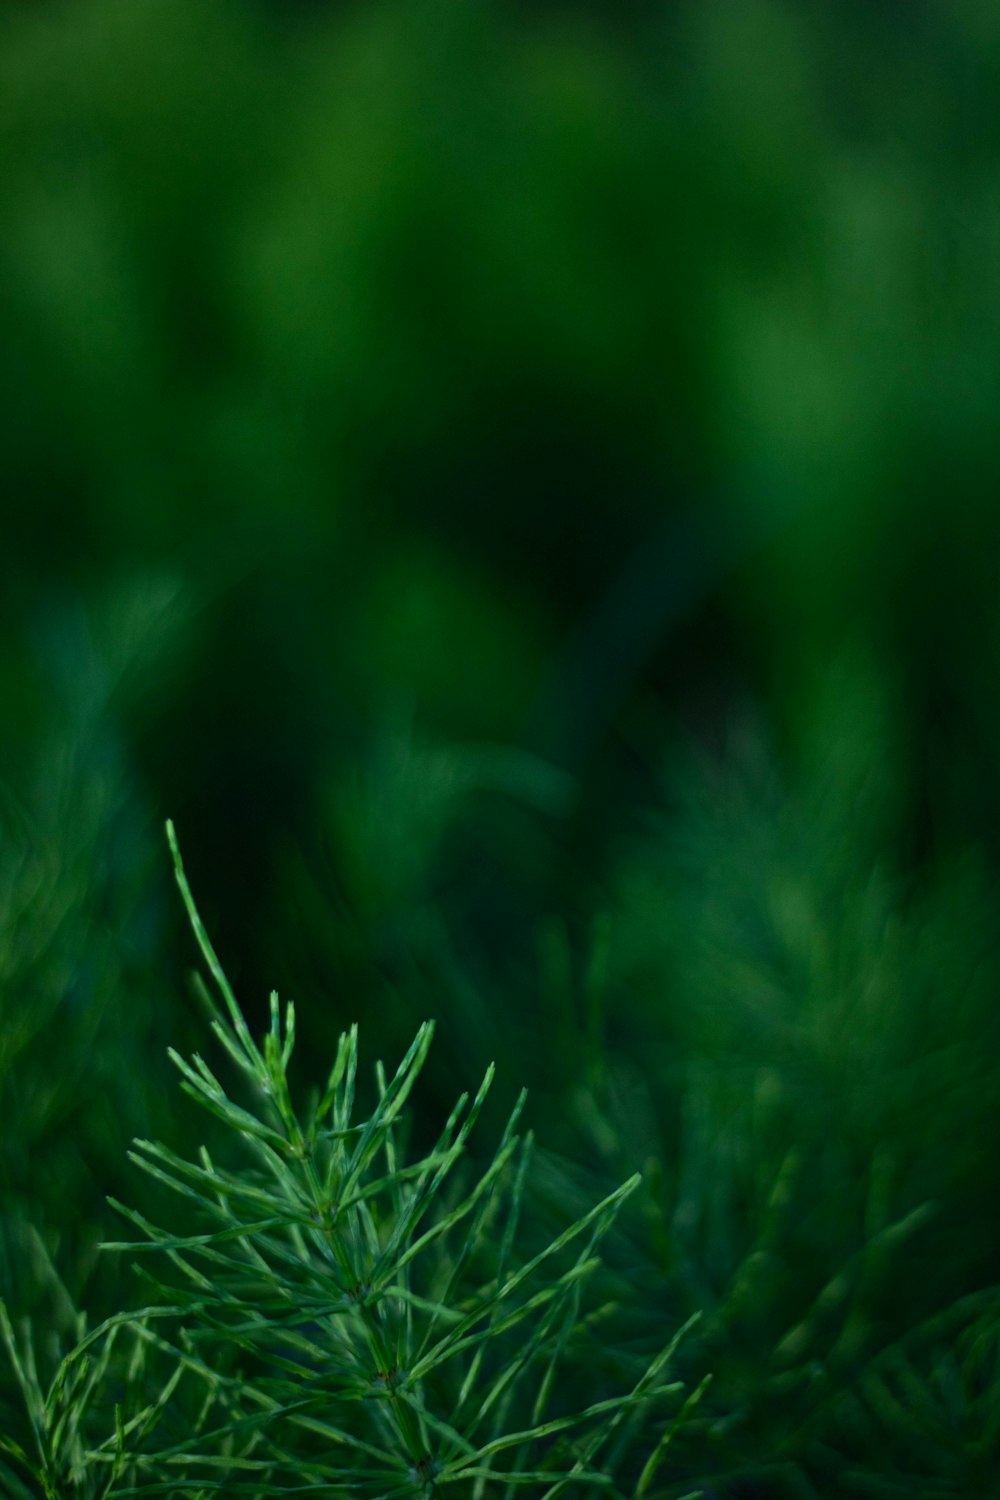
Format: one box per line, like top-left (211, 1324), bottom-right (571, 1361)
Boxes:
top-left (2, 0), bottom-right (1000, 1494)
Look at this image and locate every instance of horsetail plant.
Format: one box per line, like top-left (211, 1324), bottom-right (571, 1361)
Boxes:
top-left (0, 823), bottom-right (706, 1498)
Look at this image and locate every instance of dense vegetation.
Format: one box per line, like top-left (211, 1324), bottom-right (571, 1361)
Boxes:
top-left (2, 1), bottom-right (999, 1494)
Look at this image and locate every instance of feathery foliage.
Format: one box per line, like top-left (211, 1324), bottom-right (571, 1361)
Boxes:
top-left (0, 825), bottom-right (705, 1499)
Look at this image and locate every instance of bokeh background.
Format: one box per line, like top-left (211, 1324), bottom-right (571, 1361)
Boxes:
top-left (2, 1), bottom-right (1000, 1494)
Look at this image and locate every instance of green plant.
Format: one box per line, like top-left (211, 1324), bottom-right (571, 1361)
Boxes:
top-left (596, 680), bottom-right (1000, 1497)
top-left (0, 825), bottom-right (706, 1498)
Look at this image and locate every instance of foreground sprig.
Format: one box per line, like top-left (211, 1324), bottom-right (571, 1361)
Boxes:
top-left (86, 822), bottom-right (701, 1497)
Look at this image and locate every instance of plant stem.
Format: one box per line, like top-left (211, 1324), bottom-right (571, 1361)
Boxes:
top-left (299, 1157), bottom-right (431, 1481)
